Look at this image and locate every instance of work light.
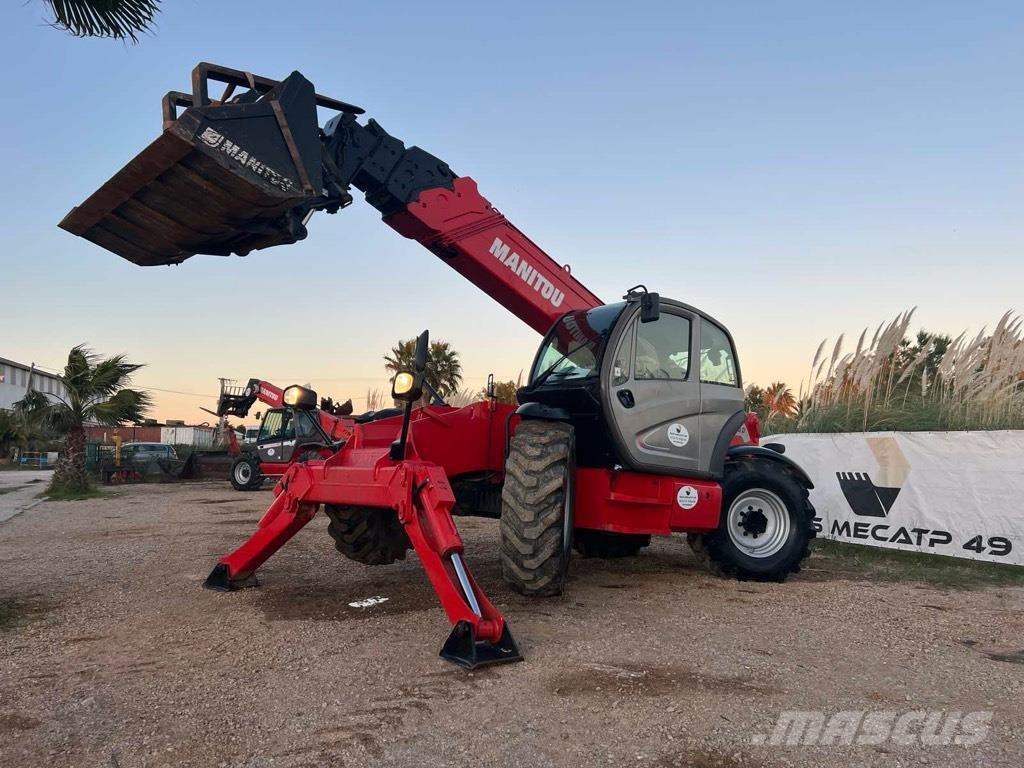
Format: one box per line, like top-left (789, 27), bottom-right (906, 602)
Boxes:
top-left (392, 372), bottom-right (416, 398)
top-left (282, 385), bottom-right (317, 409)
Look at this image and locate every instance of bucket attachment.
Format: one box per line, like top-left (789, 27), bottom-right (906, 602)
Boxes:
top-left (59, 63), bottom-right (362, 266)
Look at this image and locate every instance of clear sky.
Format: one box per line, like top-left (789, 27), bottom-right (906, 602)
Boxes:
top-left (1, 1), bottom-right (1021, 421)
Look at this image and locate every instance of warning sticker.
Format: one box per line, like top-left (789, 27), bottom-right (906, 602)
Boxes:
top-left (667, 423), bottom-right (690, 448)
top-left (676, 485), bottom-right (699, 509)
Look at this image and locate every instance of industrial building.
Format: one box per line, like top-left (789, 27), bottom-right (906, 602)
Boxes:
top-left (0, 357), bottom-right (68, 411)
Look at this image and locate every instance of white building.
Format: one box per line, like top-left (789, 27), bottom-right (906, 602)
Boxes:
top-left (160, 421), bottom-right (218, 449)
top-left (0, 357), bottom-right (68, 411)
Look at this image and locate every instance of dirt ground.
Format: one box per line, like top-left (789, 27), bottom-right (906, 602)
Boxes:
top-left (1, 481), bottom-right (1021, 768)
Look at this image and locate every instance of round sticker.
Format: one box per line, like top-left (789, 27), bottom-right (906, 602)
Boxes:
top-left (267, 448), bottom-right (275, 457)
top-left (667, 423), bottom-right (689, 448)
top-left (676, 485), bottom-right (699, 510)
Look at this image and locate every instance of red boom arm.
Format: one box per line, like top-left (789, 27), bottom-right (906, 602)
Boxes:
top-left (385, 177), bottom-right (601, 334)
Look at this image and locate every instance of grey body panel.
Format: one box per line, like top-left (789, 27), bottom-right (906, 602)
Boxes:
top-left (600, 299), bottom-right (745, 477)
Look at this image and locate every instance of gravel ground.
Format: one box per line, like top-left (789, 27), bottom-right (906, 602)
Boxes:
top-left (1, 481), bottom-right (1021, 767)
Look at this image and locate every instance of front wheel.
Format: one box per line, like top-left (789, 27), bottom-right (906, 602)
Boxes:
top-left (229, 455), bottom-right (262, 492)
top-left (500, 420), bottom-right (575, 597)
top-left (688, 458), bottom-right (814, 581)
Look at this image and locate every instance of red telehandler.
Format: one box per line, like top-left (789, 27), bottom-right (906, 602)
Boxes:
top-left (60, 64), bottom-right (815, 668)
top-left (213, 378), bottom-right (357, 491)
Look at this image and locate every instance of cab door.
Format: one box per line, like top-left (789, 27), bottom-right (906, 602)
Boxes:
top-left (277, 410), bottom-right (298, 462)
top-left (255, 409), bottom-right (285, 464)
top-left (604, 305), bottom-right (704, 475)
top-left (697, 317), bottom-right (746, 468)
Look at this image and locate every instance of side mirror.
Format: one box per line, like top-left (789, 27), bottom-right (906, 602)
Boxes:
top-left (486, 373), bottom-right (495, 399)
top-left (640, 292), bottom-right (660, 323)
top-left (414, 329), bottom-right (428, 372)
top-left (623, 285), bottom-right (660, 323)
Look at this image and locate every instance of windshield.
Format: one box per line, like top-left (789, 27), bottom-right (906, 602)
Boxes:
top-left (530, 303), bottom-right (626, 386)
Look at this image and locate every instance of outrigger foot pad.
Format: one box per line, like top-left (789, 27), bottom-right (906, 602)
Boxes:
top-left (440, 620), bottom-right (524, 669)
top-left (203, 563), bottom-right (259, 592)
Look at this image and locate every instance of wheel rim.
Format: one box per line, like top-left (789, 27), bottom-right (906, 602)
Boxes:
top-left (235, 462), bottom-right (252, 484)
top-left (726, 489), bottom-right (791, 559)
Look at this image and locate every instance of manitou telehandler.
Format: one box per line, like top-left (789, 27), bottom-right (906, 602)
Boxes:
top-left (213, 378), bottom-right (356, 491)
top-left (61, 63), bottom-right (815, 668)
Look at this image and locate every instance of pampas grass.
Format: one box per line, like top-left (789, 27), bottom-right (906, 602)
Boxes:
top-left (774, 309), bottom-right (1024, 433)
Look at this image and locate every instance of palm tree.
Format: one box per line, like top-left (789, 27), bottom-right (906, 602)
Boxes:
top-left (0, 410), bottom-right (22, 462)
top-left (41, 1), bottom-right (161, 41)
top-left (20, 345), bottom-right (151, 493)
top-left (761, 381), bottom-right (797, 422)
top-left (384, 339), bottom-right (463, 405)
top-left (743, 384), bottom-right (766, 417)
top-left (0, 396), bottom-right (56, 462)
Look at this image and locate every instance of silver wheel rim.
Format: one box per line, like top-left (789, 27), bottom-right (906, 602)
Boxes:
top-left (235, 463), bottom-right (252, 484)
top-left (726, 489), bottom-right (791, 559)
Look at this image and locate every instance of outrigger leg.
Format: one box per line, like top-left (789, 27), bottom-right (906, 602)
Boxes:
top-left (203, 460), bottom-right (522, 669)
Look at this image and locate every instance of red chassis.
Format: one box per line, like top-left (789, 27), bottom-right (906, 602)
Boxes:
top-left (207, 397), bottom-right (747, 667)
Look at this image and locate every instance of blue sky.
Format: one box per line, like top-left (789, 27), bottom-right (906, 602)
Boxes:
top-left (1, 1), bottom-right (1021, 419)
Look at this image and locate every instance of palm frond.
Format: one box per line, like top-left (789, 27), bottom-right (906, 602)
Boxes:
top-left (89, 388), bottom-right (152, 426)
top-left (44, 0), bottom-right (161, 42)
top-left (89, 354), bottom-right (144, 398)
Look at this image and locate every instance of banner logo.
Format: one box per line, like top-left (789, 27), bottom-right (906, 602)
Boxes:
top-left (836, 437), bottom-right (909, 518)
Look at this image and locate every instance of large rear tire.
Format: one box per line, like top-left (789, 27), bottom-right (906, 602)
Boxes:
top-left (324, 505), bottom-right (411, 566)
top-left (500, 420), bottom-right (574, 597)
top-left (573, 530), bottom-right (651, 559)
top-left (229, 454), bottom-right (262, 492)
top-left (688, 458), bottom-right (814, 581)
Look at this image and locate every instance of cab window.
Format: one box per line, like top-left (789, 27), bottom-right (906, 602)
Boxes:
top-left (530, 304), bottom-right (625, 386)
top-left (280, 411), bottom-right (296, 440)
top-left (700, 318), bottom-right (739, 386)
top-left (293, 410), bottom-right (319, 439)
top-left (611, 322), bottom-right (634, 386)
top-left (258, 411), bottom-right (283, 442)
top-left (634, 314), bottom-right (691, 380)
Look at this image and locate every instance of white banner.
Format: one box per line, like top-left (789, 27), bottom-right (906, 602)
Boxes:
top-left (763, 431), bottom-right (1024, 566)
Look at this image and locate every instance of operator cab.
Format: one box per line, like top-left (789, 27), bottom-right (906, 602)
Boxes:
top-left (252, 406), bottom-right (330, 464)
top-left (519, 294), bottom-right (745, 478)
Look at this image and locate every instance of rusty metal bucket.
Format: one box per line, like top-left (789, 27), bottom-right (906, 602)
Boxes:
top-left (59, 63), bottom-right (362, 266)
